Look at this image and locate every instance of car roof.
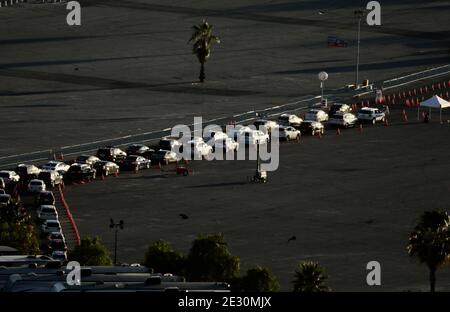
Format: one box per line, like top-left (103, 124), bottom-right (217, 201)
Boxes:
top-left (30, 179), bottom-right (44, 183)
top-left (360, 107), bottom-right (377, 111)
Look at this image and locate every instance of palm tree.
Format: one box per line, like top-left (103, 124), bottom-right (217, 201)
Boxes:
top-left (188, 20), bottom-right (220, 83)
top-left (292, 261), bottom-right (330, 292)
top-left (407, 209), bottom-right (450, 292)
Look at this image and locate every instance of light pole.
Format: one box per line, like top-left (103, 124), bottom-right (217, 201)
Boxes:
top-left (318, 71), bottom-right (328, 106)
top-left (109, 218), bottom-right (124, 265)
top-left (354, 9), bottom-right (364, 88)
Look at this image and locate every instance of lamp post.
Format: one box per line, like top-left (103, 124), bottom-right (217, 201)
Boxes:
top-left (354, 9), bottom-right (364, 88)
top-left (109, 218), bottom-right (124, 265)
top-left (318, 71), bottom-right (328, 106)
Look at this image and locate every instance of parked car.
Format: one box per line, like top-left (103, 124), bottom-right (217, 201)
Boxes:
top-left (38, 205), bottom-right (58, 222)
top-left (357, 107), bottom-right (386, 124)
top-left (41, 220), bottom-right (61, 234)
top-left (125, 144), bottom-right (151, 156)
top-left (36, 191), bottom-right (55, 206)
top-left (37, 204), bottom-right (56, 215)
top-left (96, 147), bottom-right (127, 162)
top-left (121, 155), bottom-right (151, 170)
top-left (40, 161), bottom-right (70, 174)
top-left (273, 126), bottom-right (301, 141)
top-left (228, 126), bottom-right (269, 145)
top-left (158, 137), bottom-right (182, 152)
top-left (305, 109), bottom-right (329, 122)
top-left (28, 179), bottom-right (46, 193)
top-left (210, 138), bottom-right (239, 153)
top-left (75, 155), bottom-right (100, 166)
top-left (48, 239), bottom-right (67, 252)
top-left (140, 148), bottom-right (156, 160)
top-left (184, 140), bottom-right (213, 159)
top-left (51, 250), bottom-right (68, 263)
top-left (0, 194), bottom-right (11, 207)
top-left (47, 231), bottom-right (65, 243)
top-left (93, 161), bottom-right (120, 177)
top-left (253, 119), bottom-right (279, 133)
top-left (151, 150), bottom-right (178, 165)
top-left (38, 170), bottom-right (64, 188)
top-left (15, 164), bottom-right (41, 180)
top-left (278, 114), bottom-right (303, 127)
top-left (0, 171), bottom-right (20, 184)
top-left (328, 112), bottom-right (358, 128)
top-left (299, 120), bottom-right (325, 136)
top-left (329, 103), bottom-right (352, 116)
top-left (66, 163), bottom-right (97, 181)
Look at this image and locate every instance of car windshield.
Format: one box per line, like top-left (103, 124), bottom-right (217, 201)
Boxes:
top-left (126, 156), bottom-right (138, 161)
top-left (156, 151), bottom-right (168, 156)
top-left (360, 109), bottom-right (372, 114)
top-left (30, 181), bottom-right (42, 185)
top-left (0, 173), bottom-right (9, 178)
top-left (77, 156), bottom-right (88, 161)
top-left (333, 115), bottom-right (343, 119)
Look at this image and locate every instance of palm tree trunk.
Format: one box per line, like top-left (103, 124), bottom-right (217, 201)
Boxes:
top-left (199, 62), bottom-right (205, 82)
top-left (429, 268), bottom-right (436, 292)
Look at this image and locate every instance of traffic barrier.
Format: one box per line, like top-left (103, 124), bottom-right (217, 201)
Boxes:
top-left (358, 124), bottom-right (363, 133)
top-left (58, 185), bottom-right (81, 247)
top-left (402, 110), bottom-right (408, 122)
top-left (336, 128), bottom-right (341, 135)
top-left (419, 87), bottom-right (423, 94)
top-left (405, 99), bottom-right (411, 107)
top-left (317, 133), bottom-right (322, 139)
top-left (413, 89), bottom-right (417, 96)
top-left (384, 118), bottom-right (389, 127)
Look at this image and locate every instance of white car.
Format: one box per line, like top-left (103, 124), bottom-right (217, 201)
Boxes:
top-left (41, 219), bottom-right (61, 234)
top-left (185, 140), bottom-right (213, 159)
top-left (328, 112), bottom-right (358, 128)
top-left (28, 179), bottom-right (46, 193)
top-left (211, 137), bottom-right (239, 152)
top-left (329, 103), bottom-right (352, 115)
top-left (273, 126), bottom-right (301, 141)
top-left (357, 107), bottom-right (386, 124)
top-left (41, 161), bottom-right (70, 173)
top-left (253, 119), bottom-right (279, 133)
top-left (0, 171), bottom-right (20, 184)
top-left (38, 206), bottom-right (58, 222)
top-left (278, 114), bottom-right (303, 127)
top-left (159, 137), bottom-right (183, 152)
top-left (227, 125), bottom-right (269, 145)
top-left (75, 155), bottom-right (101, 165)
top-left (305, 109), bottom-right (329, 122)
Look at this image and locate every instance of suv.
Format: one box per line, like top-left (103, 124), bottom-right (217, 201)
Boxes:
top-left (75, 155), bottom-right (100, 166)
top-left (66, 163), bottom-right (97, 181)
top-left (96, 147), bottom-right (127, 162)
top-left (158, 138), bottom-right (182, 152)
top-left (121, 156), bottom-right (151, 170)
top-left (299, 120), bottom-right (325, 136)
top-left (38, 170), bottom-right (64, 188)
top-left (357, 107), bottom-right (386, 124)
top-left (278, 114), bottom-right (303, 127)
top-left (328, 112), bottom-right (358, 128)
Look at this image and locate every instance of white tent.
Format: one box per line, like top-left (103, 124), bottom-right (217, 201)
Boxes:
top-left (418, 95), bottom-right (450, 123)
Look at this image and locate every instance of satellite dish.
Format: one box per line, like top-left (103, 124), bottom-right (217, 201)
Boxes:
top-left (318, 71), bottom-right (328, 81)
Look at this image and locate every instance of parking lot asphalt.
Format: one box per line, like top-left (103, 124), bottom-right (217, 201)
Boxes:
top-left (2, 0), bottom-right (450, 292)
top-left (64, 112), bottom-right (450, 291)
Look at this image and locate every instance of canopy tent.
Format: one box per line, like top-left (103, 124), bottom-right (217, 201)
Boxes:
top-left (418, 95), bottom-right (450, 123)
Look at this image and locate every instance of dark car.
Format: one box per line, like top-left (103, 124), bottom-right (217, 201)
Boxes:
top-left (15, 164), bottom-right (41, 182)
top-left (47, 239), bottom-right (67, 253)
top-left (66, 164), bottom-right (96, 182)
top-left (298, 120), bottom-right (325, 136)
top-left (125, 144), bottom-right (150, 156)
top-left (150, 150), bottom-right (177, 165)
top-left (38, 170), bottom-right (64, 188)
top-left (121, 155), bottom-right (151, 171)
top-left (93, 161), bottom-right (120, 177)
top-left (141, 148), bottom-right (156, 160)
top-left (36, 191), bottom-right (55, 206)
top-left (96, 147), bottom-right (127, 162)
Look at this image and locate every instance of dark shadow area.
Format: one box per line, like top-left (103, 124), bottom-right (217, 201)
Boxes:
top-left (273, 56), bottom-right (450, 75)
top-left (188, 181), bottom-right (248, 188)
